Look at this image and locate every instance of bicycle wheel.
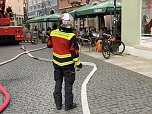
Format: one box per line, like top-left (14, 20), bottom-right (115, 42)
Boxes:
top-left (102, 43), bottom-right (110, 59)
top-left (111, 40), bottom-right (125, 55)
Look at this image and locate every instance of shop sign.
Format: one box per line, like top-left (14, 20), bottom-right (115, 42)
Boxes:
top-left (68, 0), bottom-right (81, 7)
top-left (67, 0), bottom-right (82, 4)
top-left (94, 8), bottom-right (102, 13)
top-left (71, 1), bottom-right (81, 7)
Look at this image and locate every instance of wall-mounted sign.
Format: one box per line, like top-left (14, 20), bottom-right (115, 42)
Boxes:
top-left (71, 1), bottom-right (81, 7)
top-left (67, 0), bottom-right (82, 7)
top-left (94, 8), bottom-right (102, 13)
top-left (67, 0), bottom-right (82, 4)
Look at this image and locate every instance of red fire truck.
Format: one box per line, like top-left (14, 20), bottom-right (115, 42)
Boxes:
top-left (0, 0), bottom-right (23, 44)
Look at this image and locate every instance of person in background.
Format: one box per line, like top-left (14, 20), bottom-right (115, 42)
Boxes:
top-left (32, 26), bottom-right (38, 43)
top-left (42, 28), bottom-right (46, 36)
top-left (79, 28), bottom-right (84, 37)
top-left (92, 28), bottom-right (98, 37)
top-left (98, 28), bottom-right (103, 38)
top-left (34, 26), bottom-right (38, 31)
top-left (72, 28), bottom-right (77, 36)
top-left (52, 23), bottom-right (57, 30)
top-left (48, 13), bottom-right (82, 111)
top-left (0, 8), bottom-right (3, 18)
top-left (102, 27), bottom-right (111, 39)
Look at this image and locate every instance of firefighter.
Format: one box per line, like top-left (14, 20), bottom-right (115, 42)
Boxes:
top-left (6, 5), bottom-right (12, 13)
top-left (48, 13), bottom-right (82, 111)
top-left (6, 5), bottom-right (13, 19)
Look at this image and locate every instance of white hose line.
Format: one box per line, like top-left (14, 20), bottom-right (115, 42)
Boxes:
top-left (0, 46), bottom-right (47, 66)
top-left (28, 46), bottom-right (47, 53)
top-left (26, 49), bottom-right (97, 114)
top-left (26, 51), bottom-right (52, 62)
top-left (21, 45), bottom-right (51, 61)
top-left (20, 45), bottom-right (47, 53)
top-left (0, 52), bottom-right (27, 66)
top-left (81, 62), bottom-right (97, 114)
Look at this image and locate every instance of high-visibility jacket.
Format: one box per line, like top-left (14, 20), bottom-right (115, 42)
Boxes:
top-left (50, 28), bottom-right (81, 68)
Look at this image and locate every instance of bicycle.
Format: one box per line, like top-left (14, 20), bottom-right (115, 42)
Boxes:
top-left (102, 35), bottom-right (125, 59)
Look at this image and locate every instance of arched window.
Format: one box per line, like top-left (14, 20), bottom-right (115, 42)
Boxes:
top-left (50, 10), bottom-right (55, 15)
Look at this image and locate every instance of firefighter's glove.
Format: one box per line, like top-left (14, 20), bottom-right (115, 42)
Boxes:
top-left (75, 61), bottom-right (82, 68)
top-left (77, 63), bottom-right (82, 68)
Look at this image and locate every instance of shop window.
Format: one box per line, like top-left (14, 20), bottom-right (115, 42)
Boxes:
top-left (141, 0), bottom-right (152, 36)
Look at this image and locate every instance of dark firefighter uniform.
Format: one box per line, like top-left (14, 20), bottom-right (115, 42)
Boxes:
top-left (49, 27), bottom-right (82, 110)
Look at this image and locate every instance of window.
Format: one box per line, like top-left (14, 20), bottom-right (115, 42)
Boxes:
top-left (141, 0), bottom-right (152, 47)
top-left (141, 0), bottom-right (152, 36)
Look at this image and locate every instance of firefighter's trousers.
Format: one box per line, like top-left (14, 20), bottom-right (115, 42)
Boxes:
top-left (53, 65), bottom-right (75, 108)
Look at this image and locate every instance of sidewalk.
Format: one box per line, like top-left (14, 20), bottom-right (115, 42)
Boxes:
top-left (80, 47), bottom-right (152, 78)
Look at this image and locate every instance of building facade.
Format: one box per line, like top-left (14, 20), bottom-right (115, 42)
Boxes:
top-left (28, 0), bottom-right (58, 18)
top-left (5, 0), bottom-right (24, 25)
top-left (122, 0), bottom-right (152, 58)
top-left (59, 0), bottom-right (105, 13)
top-left (122, 0), bottom-right (152, 48)
top-left (27, 0), bottom-right (58, 30)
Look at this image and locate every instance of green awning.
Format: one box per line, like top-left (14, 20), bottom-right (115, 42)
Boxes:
top-left (26, 13), bottom-right (61, 23)
top-left (26, 15), bottom-right (45, 23)
top-left (74, 0), bottom-right (121, 17)
top-left (38, 13), bottom-right (61, 22)
top-left (69, 5), bottom-right (91, 18)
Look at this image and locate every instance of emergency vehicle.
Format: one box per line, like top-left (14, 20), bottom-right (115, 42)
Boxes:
top-left (0, 0), bottom-right (23, 44)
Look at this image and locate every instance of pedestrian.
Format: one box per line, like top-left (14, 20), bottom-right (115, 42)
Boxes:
top-left (98, 28), bottom-right (103, 38)
top-left (32, 26), bottom-right (38, 44)
top-left (48, 13), bottom-right (82, 111)
top-left (42, 28), bottom-right (46, 36)
top-left (52, 23), bottom-right (57, 30)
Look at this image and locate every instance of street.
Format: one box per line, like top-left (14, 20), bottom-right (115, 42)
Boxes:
top-left (0, 44), bottom-right (152, 114)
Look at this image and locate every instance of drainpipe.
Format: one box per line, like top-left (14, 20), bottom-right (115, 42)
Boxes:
top-left (113, 0), bottom-right (117, 38)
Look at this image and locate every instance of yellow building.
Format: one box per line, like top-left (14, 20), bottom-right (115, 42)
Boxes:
top-left (5, 0), bottom-right (24, 25)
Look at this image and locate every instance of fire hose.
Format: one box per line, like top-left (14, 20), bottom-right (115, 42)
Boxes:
top-left (0, 84), bottom-right (10, 113)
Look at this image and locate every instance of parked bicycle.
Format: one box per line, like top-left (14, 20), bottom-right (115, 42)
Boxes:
top-left (102, 35), bottom-right (125, 59)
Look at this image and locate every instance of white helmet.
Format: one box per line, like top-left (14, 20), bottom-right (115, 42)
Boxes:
top-left (61, 13), bottom-right (74, 28)
top-left (8, 5), bottom-right (12, 8)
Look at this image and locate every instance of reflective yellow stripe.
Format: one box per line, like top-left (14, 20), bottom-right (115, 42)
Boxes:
top-left (53, 59), bottom-right (74, 66)
top-left (75, 61), bottom-right (80, 66)
top-left (51, 29), bottom-right (75, 40)
top-left (73, 58), bottom-right (79, 62)
top-left (53, 52), bottom-right (72, 58)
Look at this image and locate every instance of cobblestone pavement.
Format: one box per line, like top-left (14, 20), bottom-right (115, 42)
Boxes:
top-left (0, 44), bottom-right (152, 114)
top-left (0, 44), bottom-right (23, 63)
